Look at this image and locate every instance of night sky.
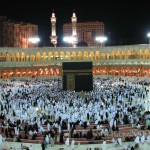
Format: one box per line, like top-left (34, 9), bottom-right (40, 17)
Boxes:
top-left (0, 0), bottom-right (150, 46)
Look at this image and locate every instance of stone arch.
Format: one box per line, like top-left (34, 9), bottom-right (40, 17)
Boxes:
top-left (32, 69), bottom-right (38, 78)
top-left (30, 54), bottom-right (35, 61)
top-left (104, 53), bottom-right (107, 60)
top-left (11, 53), bottom-right (15, 61)
top-left (16, 52), bottom-right (20, 61)
top-left (66, 51), bottom-right (71, 60)
top-left (116, 50), bottom-right (120, 59)
top-left (26, 69), bottom-right (32, 77)
top-left (106, 52), bottom-right (110, 60)
top-left (83, 51), bottom-right (89, 60)
top-left (21, 52), bottom-right (26, 61)
top-left (139, 49), bottom-right (143, 59)
top-left (48, 52), bottom-right (53, 60)
top-left (38, 68), bottom-right (44, 76)
top-left (132, 50), bottom-right (137, 59)
top-left (95, 51), bottom-right (100, 60)
top-left (15, 69), bottom-right (21, 77)
top-left (3, 70), bottom-right (9, 78)
top-left (103, 67), bottom-right (108, 75)
top-left (127, 49), bottom-right (131, 59)
top-left (50, 68), bottom-right (54, 75)
top-left (110, 50), bottom-right (115, 59)
top-left (92, 67), bottom-right (96, 75)
top-left (0, 52), bottom-right (5, 62)
top-left (89, 51), bottom-right (94, 60)
top-left (60, 51), bottom-right (65, 60)
top-left (55, 68), bottom-right (61, 75)
top-left (54, 51), bottom-right (59, 60)
top-left (71, 51), bottom-right (76, 60)
top-left (6, 52), bottom-right (10, 61)
top-left (25, 54), bottom-right (30, 61)
top-left (121, 50), bottom-right (126, 59)
top-left (36, 52), bottom-right (41, 61)
top-left (0, 52), bottom-right (4, 56)
top-left (42, 52), bottom-right (47, 61)
top-left (77, 51), bottom-right (83, 60)
top-left (144, 49), bottom-right (149, 59)
top-left (21, 69), bottom-right (27, 77)
top-left (45, 68), bottom-right (50, 76)
top-left (9, 70), bottom-right (14, 78)
top-left (101, 52), bottom-right (106, 60)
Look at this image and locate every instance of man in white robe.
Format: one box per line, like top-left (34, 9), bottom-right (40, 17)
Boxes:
top-left (134, 135), bottom-right (140, 144)
top-left (141, 134), bottom-right (145, 144)
top-left (29, 130), bottom-right (33, 136)
top-left (58, 125), bottom-right (61, 134)
top-left (71, 113), bottom-right (75, 123)
top-left (146, 135), bottom-right (150, 143)
top-left (50, 137), bottom-right (55, 147)
top-left (0, 134), bottom-right (2, 146)
top-left (47, 122), bottom-right (50, 131)
top-left (102, 140), bottom-right (106, 150)
top-left (45, 135), bottom-right (49, 144)
top-left (67, 122), bottom-right (70, 130)
top-left (39, 125), bottom-right (45, 133)
top-left (74, 111), bottom-right (79, 122)
top-left (71, 139), bottom-right (75, 150)
top-left (109, 118), bottom-right (114, 130)
top-left (65, 138), bottom-right (70, 147)
top-left (111, 137), bottom-right (115, 143)
top-left (117, 137), bottom-right (122, 145)
top-left (95, 119), bottom-right (98, 125)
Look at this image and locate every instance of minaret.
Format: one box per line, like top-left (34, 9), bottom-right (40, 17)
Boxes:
top-left (71, 10), bottom-right (78, 47)
top-left (50, 10), bottom-right (58, 47)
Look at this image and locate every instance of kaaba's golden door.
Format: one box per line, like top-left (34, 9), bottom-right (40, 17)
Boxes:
top-left (66, 74), bottom-right (75, 90)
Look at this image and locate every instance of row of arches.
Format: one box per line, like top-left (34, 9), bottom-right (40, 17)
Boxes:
top-left (93, 67), bottom-right (150, 76)
top-left (0, 48), bottom-right (150, 62)
top-left (1, 67), bottom-right (150, 79)
top-left (0, 68), bottom-right (62, 79)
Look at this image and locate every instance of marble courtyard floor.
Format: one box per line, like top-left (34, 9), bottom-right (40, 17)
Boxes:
top-left (0, 141), bottom-right (150, 150)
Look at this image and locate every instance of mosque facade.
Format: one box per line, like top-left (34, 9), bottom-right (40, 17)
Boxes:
top-left (0, 11), bottom-right (150, 79)
top-left (0, 44), bottom-right (150, 78)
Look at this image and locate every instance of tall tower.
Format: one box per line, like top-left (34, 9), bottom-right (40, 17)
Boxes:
top-left (71, 10), bottom-right (78, 47)
top-left (50, 10), bottom-right (58, 47)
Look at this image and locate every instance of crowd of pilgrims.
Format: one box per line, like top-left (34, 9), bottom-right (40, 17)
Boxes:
top-left (0, 77), bottom-right (150, 147)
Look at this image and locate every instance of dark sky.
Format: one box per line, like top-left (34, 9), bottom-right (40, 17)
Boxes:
top-left (0, 0), bottom-right (150, 46)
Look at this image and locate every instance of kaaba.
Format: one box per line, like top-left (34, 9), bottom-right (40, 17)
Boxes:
top-left (62, 61), bottom-right (93, 91)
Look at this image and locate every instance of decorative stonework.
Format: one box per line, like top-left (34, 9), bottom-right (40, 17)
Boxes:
top-left (0, 44), bottom-right (150, 78)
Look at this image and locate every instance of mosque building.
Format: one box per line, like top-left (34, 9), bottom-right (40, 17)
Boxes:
top-left (0, 11), bottom-right (150, 79)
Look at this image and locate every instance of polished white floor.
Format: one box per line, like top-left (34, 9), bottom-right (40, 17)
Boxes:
top-left (1, 141), bottom-right (150, 150)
